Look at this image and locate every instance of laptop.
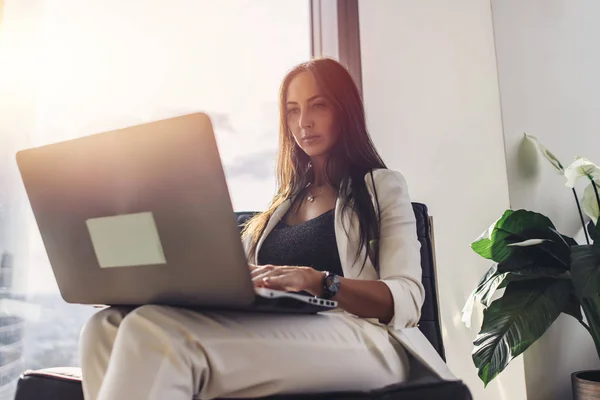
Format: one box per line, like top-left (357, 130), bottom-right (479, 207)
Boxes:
top-left (16, 112), bottom-right (337, 314)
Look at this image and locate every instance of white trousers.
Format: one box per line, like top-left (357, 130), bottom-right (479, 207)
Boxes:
top-left (79, 305), bottom-right (410, 400)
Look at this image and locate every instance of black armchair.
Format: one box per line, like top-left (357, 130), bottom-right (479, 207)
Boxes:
top-left (14, 203), bottom-right (472, 400)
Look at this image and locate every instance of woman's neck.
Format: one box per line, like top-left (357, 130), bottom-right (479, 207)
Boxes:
top-left (310, 157), bottom-right (329, 186)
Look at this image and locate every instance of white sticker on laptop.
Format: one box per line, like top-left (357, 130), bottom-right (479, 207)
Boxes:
top-left (86, 212), bottom-right (167, 268)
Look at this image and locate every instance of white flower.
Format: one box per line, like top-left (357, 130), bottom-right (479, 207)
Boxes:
top-left (564, 157), bottom-right (600, 188)
top-left (582, 181), bottom-right (600, 224)
top-left (524, 133), bottom-right (564, 172)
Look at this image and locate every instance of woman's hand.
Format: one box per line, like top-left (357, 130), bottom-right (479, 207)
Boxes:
top-left (249, 264), bottom-right (324, 296)
top-left (249, 264), bottom-right (395, 323)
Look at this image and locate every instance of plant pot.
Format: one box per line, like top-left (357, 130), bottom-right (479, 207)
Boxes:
top-left (573, 370), bottom-right (600, 399)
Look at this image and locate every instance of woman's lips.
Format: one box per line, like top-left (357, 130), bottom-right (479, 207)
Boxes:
top-left (303, 135), bottom-right (320, 144)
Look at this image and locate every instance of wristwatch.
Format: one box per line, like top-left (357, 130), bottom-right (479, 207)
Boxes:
top-left (322, 271), bottom-right (341, 299)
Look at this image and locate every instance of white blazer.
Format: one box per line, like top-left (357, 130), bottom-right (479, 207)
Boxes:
top-left (244, 169), bottom-right (456, 381)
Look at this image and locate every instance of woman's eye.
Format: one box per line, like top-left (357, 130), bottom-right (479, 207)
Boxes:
top-left (287, 108), bottom-right (299, 115)
top-left (312, 103), bottom-right (326, 109)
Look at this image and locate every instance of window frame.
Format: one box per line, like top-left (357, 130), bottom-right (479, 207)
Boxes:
top-left (310, 0), bottom-right (362, 93)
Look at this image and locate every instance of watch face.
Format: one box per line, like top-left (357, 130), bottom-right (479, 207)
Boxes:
top-left (326, 274), bottom-right (341, 292)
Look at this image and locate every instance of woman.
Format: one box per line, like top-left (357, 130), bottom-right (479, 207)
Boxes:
top-left (79, 58), bottom-right (438, 400)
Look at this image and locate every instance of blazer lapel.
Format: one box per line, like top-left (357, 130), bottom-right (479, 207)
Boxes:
top-left (334, 178), bottom-right (378, 280)
top-left (334, 196), bottom-right (350, 276)
top-left (254, 199), bottom-right (292, 264)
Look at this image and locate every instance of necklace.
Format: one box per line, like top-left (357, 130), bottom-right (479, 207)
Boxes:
top-left (306, 183), bottom-right (326, 202)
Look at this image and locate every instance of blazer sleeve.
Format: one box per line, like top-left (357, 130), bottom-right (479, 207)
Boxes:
top-left (368, 169), bottom-right (425, 330)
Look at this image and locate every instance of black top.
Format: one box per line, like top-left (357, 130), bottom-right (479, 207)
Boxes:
top-left (257, 209), bottom-right (344, 277)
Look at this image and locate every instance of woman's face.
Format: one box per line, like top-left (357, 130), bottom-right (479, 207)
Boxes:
top-left (285, 71), bottom-right (340, 158)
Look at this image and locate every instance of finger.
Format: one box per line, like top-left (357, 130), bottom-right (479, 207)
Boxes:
top-left (253, 279), bottom-right (267, 288)
top-left (250, 266), bottom-right (262, 277)
top-left (253, 264), bottom-right (296, 277)
top-left (252, 268), bottom-right (286, 283)
top-left (252, 270), bottom-right (285, 288)
top-left (261, 275), bottom-right (287, 291)
top-left (250, 265), bottom-right (275, 278)
top-left (251, 268), bottom-right (269, 279)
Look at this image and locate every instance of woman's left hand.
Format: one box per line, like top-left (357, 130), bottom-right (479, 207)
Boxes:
top-left (251, 264), bottom-right (324, 296)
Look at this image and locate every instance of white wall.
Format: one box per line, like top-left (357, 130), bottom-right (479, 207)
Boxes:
top-left (491, 1), bottom-right (600, 399)
top-left (359, 1), bottom-right (526, 399)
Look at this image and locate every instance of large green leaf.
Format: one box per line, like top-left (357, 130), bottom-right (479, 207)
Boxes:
top-left (480, 272), bottom-right (507, 307)
top-left (472, 279), bottom-right (573, 386)
top-left (508, 225), bottom-right (571, 271)
top-left (472, 210), bottom-right (569, 274)
top-left (471, 210), bottom-right (514, 260)
top-left (491, 269), bottom-right (580, 320)
top-left (461, 264), bottom-right (567, 329)
top-left (580, 295), bottom-right (600, 359)
top-left (489, 210), bottom-right (557, 264)
top-left (589, 221), bottom-right (599, 244)
top-left (563, 290), bottom-right (584, 323)
top-left (496, 251), bottom-right (569, 277)
top-left (472, 211), bottom-right (513, 260)
top-left (462, 264), bottom-right (508, 328)
top-left (548, 227), bottom-right (578, 248)
top-left (501, 270), bottom-right (560, 285)
top-left (571, 245), bottom-right (600, 298)
top-left (498, 274), bottom-right (581, 322)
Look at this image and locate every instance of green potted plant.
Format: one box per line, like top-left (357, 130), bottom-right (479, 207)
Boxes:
top-left (462, 134), bottom-right (600, 398)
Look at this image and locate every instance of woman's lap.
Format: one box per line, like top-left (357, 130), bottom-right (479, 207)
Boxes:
top-left (83, 305), bottom-right (409, 400)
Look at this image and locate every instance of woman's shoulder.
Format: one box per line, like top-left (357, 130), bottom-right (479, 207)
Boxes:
top-left (363, 168), bottom-right (409, 190)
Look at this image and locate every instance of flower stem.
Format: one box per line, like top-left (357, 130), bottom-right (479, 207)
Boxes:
top-left (592, 180), bottom-right (600, 224)
top-left (573, 188), bottom-right (590, 245)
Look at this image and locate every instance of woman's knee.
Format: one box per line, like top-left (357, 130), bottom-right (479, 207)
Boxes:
top-left (116, 305), bottom-right (198, 353)
top-left (117, 305), bottom-right (172, 339)
top-left (80, 307), bottom-right (129, 350)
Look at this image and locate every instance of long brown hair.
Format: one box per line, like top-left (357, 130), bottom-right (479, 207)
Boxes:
top-left (241, 58), bottom-right (387, 273)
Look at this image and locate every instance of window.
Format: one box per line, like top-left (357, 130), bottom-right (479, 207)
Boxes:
top-left (0, 1), bottom-right (311, 398)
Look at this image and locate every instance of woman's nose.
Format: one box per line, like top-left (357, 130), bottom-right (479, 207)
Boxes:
top-left (299, 110), bottom-right (314, 129)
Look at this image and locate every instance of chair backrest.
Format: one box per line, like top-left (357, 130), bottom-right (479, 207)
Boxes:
top-left (411, 203), bottom-right (445, 361)
top-left (234, 202), bottom-right (445, 360)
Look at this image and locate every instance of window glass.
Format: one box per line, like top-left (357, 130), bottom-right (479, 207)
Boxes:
top-left (0, 1), bottom-right (310, 397)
